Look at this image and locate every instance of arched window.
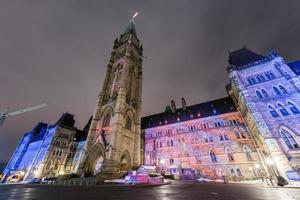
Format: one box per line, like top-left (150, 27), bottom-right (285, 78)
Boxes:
top-left (225, 147), bottom-right (234, 162)
top-left (278, 103), bottom-right (289, 116)
top-left (250, 77), bottom-right (256, 84)
top-left (243, 145), bottom-right (253, 160)
top-left (273, 86), bottom-right (281, 95)
top-left (210, 150), bottom-right (217, 162)
top-left (54, 162), bottom-right (59, 170)
top-left (281, 128), bottom-right (299, 149)
top-left (288, 102), bottom-right (300, 114)
top-left (102, 112), bottom-right (111, 127)
top-left (239, 128), bottom-right (247, 138)
top-left (46, 161), bottom-right (51, 170)
top-left (279, 85), bottom-right (287, 94)
top-left (261, 89), bottom-right (269, 98)
top-left (269, 72), bottom-right (275, 79)
top-left (234, 130), bottom-right (241, 139)
top-left (194, 149), bottom-right (201, 163)
top-left (125, 117), bottom-right (132, 130)
top-left (256, 91), bottom-right (263, 99)
top-left (268, 105), bottom-right (279, 117)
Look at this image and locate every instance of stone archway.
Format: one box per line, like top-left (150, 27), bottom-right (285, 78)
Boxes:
top-left (83, 142), bottom-right (105, 177)
top-left (119, 150), bottom-right (131, 172)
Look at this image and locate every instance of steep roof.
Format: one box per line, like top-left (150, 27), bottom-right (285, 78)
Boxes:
top-left (55, 113), bottom-right (75, 129)
top-left (32, 122), bottom-right (48, 133)
top-left (228, 47), bottom-right (266, 67)
top-left (141, 97), bottom-right (237, 129)
top-left (288, 60), bottom-right (300, 75)
top-left (124, 21), bottom-right (137, 38)
top-left (73, 116), bottom-right (92, 142)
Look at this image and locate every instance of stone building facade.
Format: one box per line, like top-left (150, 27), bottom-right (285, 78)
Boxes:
top-left (1, 113), bottom-right (90, 182)
top-left (142, 97), bottom-right (261, 180)
top-left (227, 47), bottom-right (300, 183)
top-left (79, 20), bottom-right (143, 178)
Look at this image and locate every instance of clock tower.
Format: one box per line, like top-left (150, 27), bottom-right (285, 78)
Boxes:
top-left (82, 20), bottom-right (143, 179)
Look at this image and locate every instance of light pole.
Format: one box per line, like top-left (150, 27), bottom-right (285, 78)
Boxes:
top-left (265, 157), bottom-right (277, 185)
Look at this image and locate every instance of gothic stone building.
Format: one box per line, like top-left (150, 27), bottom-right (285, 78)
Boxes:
top-left (1, 113), bottom-right (90, 182)
top-left (2, 20), bottom-right (300, 185)
top-left (227, 47), bottom-right (300, 183)
top-left (142, 97), bottom-right (260, 181)
top-left (142, 47), bottom-right (300, 183)
top-left (79, 20), bottom-right (143, 179)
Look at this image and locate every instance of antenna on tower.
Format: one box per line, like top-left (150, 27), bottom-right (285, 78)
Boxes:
top-left (131, 12), bottom-right (139, 23)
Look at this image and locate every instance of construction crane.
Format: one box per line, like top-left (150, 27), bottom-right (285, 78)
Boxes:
top-left (0, 103), bottom-right (48, 126)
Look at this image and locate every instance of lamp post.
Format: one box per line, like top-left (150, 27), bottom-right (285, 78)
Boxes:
top-left (159, 159), bottom-right (165, 175)
top-left (265, 157), bottom-right (277, 186)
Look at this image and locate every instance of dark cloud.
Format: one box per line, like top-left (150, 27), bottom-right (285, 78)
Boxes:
top-left (1, 0), bottom-right (300, 164)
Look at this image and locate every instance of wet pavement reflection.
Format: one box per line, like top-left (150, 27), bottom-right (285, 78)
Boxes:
top-left (0, 181), bottom-right (299, 200)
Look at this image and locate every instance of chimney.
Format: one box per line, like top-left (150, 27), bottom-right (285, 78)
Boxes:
top-left (170, 100), bottom-right (176, 113)
top-left (181, 98), bottom-right (187, 110)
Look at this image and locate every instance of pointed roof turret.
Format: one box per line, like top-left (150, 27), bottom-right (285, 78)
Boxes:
top-left (124, 21), bottom-right (137, 38)
top-left (228, 46), bottom-right (265, 67)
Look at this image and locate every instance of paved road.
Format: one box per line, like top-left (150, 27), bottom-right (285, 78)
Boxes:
top-left (0, 181), bottom-right (299, 200)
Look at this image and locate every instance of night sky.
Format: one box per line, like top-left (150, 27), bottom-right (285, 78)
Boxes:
top-left (1, 0), bottom-right (300, 167)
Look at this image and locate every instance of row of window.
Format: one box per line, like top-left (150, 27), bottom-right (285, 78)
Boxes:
top-left (247, 71), bottom-right (276, 85)
top-left (52, 140), bottom-right (68, 148)
top-left (52, 148), bottom-right (63, 157)
top-left (256, 85), bottom-right (288, 99)
top-left (153, 128), bottom-right (248, 148)
top-left (268, 102), bottom-right (300, 117)
top-left (146, 119), bottom-right (241, 138)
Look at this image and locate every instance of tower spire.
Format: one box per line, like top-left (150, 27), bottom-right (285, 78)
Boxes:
top-left (124, 12), bottom-right (139, 37)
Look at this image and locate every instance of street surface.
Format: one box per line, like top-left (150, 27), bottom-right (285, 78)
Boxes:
top-left (0, 180), bottom-right (299, 200)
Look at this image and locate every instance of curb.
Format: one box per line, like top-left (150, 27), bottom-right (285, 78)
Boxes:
top-left (261, 185), bottom-right (300, 189)
top-left (25, 181), bottom-right (172, 187)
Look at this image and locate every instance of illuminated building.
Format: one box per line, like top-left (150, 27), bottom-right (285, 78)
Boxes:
top-left (78, 19), bottom-right (143, 180)
top-left (142, 47), bottom-right (300, 183)
top-left (227, 47), bottom-right (300, 183)
top-left (142, 97), bottom-right (261, 180)
top-left (1, 113), bottom-right (90, 182)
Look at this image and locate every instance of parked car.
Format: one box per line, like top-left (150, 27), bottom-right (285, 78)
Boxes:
top-left (41, 177), bottom-right (57, 184)
top-left (29, 178), bottom-right (41, 184)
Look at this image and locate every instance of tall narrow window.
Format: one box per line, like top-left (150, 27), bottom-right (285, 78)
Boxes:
top-left (225, 147), bottom-right (234, 162)
top-left (269, 72), bottom-right (275, 79)
top-left (268, 105), bottom-right (279, 117)
top-left (210, 150), bottom-right (217, 162)
top-left (250, 77), bottom-right (256, 84)
top-left (278, 104), bottom-right (289, 116)
top-left (243, 145), bottom-right (253, 161)
top-left (234, 130), bottom-right (241, 139)
top-left (273, 86), bottom-right (281, 95)
top-left (240, 128), bottom-right (247, 138)
top-left (256, 91), bottom-right (263, 99)
top-left (288, 102), bottom-right (300, 114)
top-left (281, 128), bottom-right (299, 149)
top-left (236, 169), bottom-right (243, 176)
top-left (259, 75), bottom-right (265, 81)
top-left (279, 85), bottom-right (287, 94)
top-left (125, 117), bottom-right (132, 130)
top-left (46, 161), bottom-right (51, 170)
top-left (261, 89), bottom-right (269, 98)
top-left (102, 112), bottom-right (111, 127)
